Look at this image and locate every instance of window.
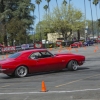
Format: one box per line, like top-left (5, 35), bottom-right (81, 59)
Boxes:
top-left (40, 51), bottom-right (52, 58)
top-left (30, 52), bottom-right (42, 59)
top-left (8, 52), bottom-right (21, 58)
top-left (30, 51), bottom-right (53, 59)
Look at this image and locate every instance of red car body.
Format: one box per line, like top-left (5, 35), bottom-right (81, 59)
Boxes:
top-left (71, 42), bottom-right (83, 48)
top-left (0, 49), bottom-right (85, 77)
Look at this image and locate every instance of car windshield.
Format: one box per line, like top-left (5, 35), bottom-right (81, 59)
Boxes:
top-left (8, 52), bottom-right (21, 58)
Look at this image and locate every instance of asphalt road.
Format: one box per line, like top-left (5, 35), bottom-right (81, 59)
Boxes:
top-left (0, 44), bottom-right (100, 100)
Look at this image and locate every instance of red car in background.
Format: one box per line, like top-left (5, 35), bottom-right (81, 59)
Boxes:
top-left (0, 43), bottom-right (4, 47)
top-left (0, 49), bottom-right (85, 78)
top-left (70, 42), bottom-right (83, 48)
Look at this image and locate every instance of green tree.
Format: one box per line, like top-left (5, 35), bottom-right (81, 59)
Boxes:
top-left (39, 4), bottom-right (84, 41)
top-left (0, 0), bottom-right (35, 46)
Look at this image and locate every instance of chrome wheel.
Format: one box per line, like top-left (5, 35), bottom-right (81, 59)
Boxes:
top-left (71, 61), bottom-right (78, 70)
top-left (67, 60), bottom-right (78, 71)
top-left (15, 66), bottom-right (28, 77)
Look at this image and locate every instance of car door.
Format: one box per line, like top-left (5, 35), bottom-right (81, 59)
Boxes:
top-left (35, 51), bottom-right (62, 72)
top-left (28, 51), bottom-right (46, 73)
top-left (28, 51), bottom-right (62, 73)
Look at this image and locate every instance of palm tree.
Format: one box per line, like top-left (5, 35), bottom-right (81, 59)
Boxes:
top-left (35, 0), bottom-right (42, 41)
top-left (43, 5), bottom-right (48, 18)
top-left (56, 0), bottom-right (58, 8)
top-left (43, 5), bottom-right (48, 47)
top-left (45, 0), bottom-right (51, 13)
top-left (84, 0), bottom-right (87, 41)
top-left (89, 0), bottom-right (94, 39)
top-left (69, 0), bottom-right (71, 9)
top-left (93, 0), bottom-right (98, 19)
top-left (32, 4), bottom-right (36, 43)
top-left (62, 0), bottom-right (67, 6)
top-left (93, 0), bottom-right (99, 37)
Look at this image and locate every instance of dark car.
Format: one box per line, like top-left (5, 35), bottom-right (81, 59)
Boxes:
top-left (84, 40), bottom-right (94, 46)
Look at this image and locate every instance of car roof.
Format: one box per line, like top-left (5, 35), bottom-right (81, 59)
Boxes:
top-left (19, 49), bottom-right (47, 54)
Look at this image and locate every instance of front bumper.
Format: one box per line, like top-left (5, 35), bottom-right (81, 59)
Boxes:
top-left (79, 60), bottom-right (85, 65)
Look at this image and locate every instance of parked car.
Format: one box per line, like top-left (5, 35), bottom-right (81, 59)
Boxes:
top-left (0, 43), bottom-right (4, 47)
top-left (83, 40), bottom-right (94, 46)
top-left (0, 49), bottom-right (85, 77)
top-left (70, 42), bottom-right (83, 48)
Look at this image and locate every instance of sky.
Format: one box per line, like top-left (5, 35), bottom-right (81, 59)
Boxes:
top-left (31, 0), bottom-right (100, 27)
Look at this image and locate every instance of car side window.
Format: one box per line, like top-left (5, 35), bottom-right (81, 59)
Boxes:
top-left (40, 51), bottom-right (52, 58)
top-left (30, 52), bottom-right (42, 59)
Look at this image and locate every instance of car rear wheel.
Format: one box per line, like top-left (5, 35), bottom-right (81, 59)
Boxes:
top-left (67, 60), bottom-right (78, 71)
top-left (15, 66), bottom-right (28, 77)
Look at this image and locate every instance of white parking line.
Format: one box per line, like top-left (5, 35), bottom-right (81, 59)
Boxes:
top-left (0, 88), bottom-right (100, 95)
top-left (55, 74), bottom-right (100, 87)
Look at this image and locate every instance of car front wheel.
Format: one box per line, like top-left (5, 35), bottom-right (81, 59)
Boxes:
top-left (67, 60), bottom-right (78, 71)
top-left (15, 66), bottom-right (28, 77)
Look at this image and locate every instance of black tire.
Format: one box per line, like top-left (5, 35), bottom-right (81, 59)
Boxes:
top-left (15, 66), bottom-right (28, 77)
top-left (67, 60), bottom-right (78, 71)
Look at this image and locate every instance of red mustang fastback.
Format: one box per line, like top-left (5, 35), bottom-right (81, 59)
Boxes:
top-left (0, 49), bottom-right (85, 77)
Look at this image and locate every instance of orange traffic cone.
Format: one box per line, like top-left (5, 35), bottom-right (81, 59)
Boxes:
top-left (74, 48), bottom-right (78, 52)
top-left (84, 46), bottom-right (86, 50)
top-left (95, 46), bottom-right (99, 50)
top-left (6, 54), bottom-right (8, 58)
top-left (41, 81), bottom-right (47, 92)
top-left (94, 49), bottom-right (97, 53)
top-left (49, 48), bottom-right (52, 51)
top-left (2, 55), bottom-right (4, 59)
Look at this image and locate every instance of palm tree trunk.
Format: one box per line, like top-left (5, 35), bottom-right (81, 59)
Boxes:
top-left (84, 0), bottom-right (87, 41)
top-left (69, 0), bottom-right (71, 10)
top-left (95, 5), bottom-right (99, 37)
top-left (95, 5), bottom-right (98, 20)
top-left (56, 0), bottom-right (58, 8)
top-left (89, 0), bottom-right (94, 39)
top-left (38, 5), bottom-right (42, 41)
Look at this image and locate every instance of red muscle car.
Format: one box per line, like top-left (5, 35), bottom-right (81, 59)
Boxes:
top-left (0, 49), bottom-right (85, 77)
top-left (70, 42), bottom-right (83, 48)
